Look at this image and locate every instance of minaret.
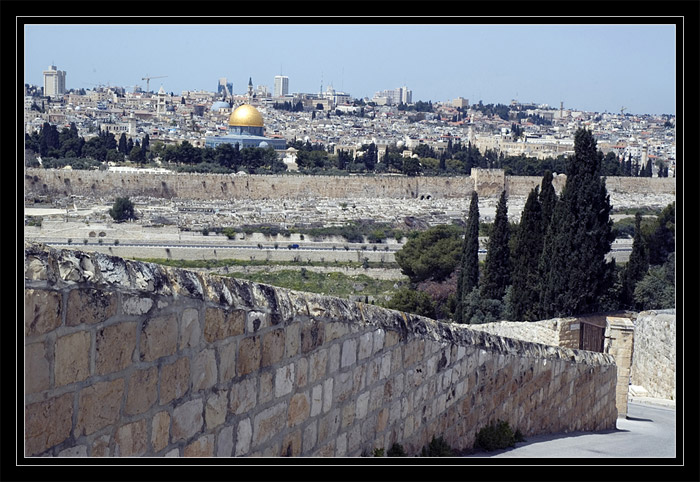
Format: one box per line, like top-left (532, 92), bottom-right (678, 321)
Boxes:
top-left (248, 77), bottom-right (253, 100)
top-left (157, 86), bottom-right (167, 117)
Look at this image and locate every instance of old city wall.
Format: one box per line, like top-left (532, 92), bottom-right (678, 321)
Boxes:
top-left (630, 310), bottom-right (676, 400)
top-left (24, 168), bottom-right (675, 201)
top-left (24, 242), bottom-right (617, 457)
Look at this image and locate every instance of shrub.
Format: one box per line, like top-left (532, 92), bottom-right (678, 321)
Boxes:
top-left (475, 419), bottom-right (524, 451)
top-left (420, 435), bottom-right (454, 456)
top-left (108, 197), bottom-right (136, 222)
top-left (387, 442), bottom-right (407, 457)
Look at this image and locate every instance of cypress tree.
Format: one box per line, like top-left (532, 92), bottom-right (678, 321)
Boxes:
top-left (539, 128), bottom-right (615, 317)
top-left (480, 190), bottom-right (511, 301)
top-left (455, 191), bottom-right (480, 323)
top-left (510, 186), bottom-right (544, 320)
top-left (118, 133), bottom-right (128, 154)
top-left (539, 170), bottom-right (557, 228)
top-left (622, 212), bottom-right (649, 309)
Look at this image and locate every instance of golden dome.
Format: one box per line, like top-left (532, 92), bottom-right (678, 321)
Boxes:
top-left (228, 104), bottom-right (264, 127)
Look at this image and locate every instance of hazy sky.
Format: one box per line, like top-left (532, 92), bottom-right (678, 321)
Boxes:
top-left (23, 22), bottom-right (677, 115)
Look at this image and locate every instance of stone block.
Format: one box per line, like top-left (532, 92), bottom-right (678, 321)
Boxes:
top-left (334, 370), bottom-right (353, 404)
top-left (179, 308), bottom-right (201, 350)
top-left (66, 288), bottom-right (117, 326)
top-left (262, 329), bottom-right (285, 367)
top-left (259, 371), bottom-right (274, 404)
top-left (275, 363), bottom-right (295, 398)
top-left (192, 348), bottom-right (217, 392)
top-left (171, 398), bottom-right (203, 442)
top-left (288, 392), bottom-right (310, 427)
top-left (341, 402), bottom-right (355, 428)
top-left (303, 420), bottom-right (318, 454)
top-left (328, 343), bottom-right (341, 374)
top-left (356, 391), bottom-right (370, 419)
top-left (310, 384), bottom-right (323, 417)
top-left (318, 408), bottom-right (340, 443)
top-left (309, 349), bottom-right (328, 383)
top-left (301, 320), bottom-right (324, 354)
top-left (216, 425), bottom-right (234, 457)
top-left (160, 357), bottom-right (190, 405)
top-left (25, 341), bottom-right (50, 394)
top-left (341, 338), bottom-right (357, 368)
top-left (125, 366), bottom-right (158, 415)
top-left (76, 378), bottom-right (125, 436)
top-left (140, 314), bottom-right (178, 362)
top-left (247, 310), bottom-right (269, 334)
top-left (325, 322), bottom-right (348, 342)
top-left (372, 329), bottom-right (385, 355)
top-left (237, 336), bottom-right (261, 376)
top-left (229, 377), bottom-right (257, 415)
top-left (25, 289), bottom-right (62, 337)
top-left (122, 295), bottom-right (153, 316)
top-left (253, 402), bottom-right (286, 447)
top-left (358, 332), bottom-right (373, 360)
top-left (114, 419), bottom-right (148, 457)
top-left (25, 392), bottom-right (73, 456)
top-left (281, 430), bottom-right (302, 457)
top-left (284, 322), bottom-right (300, 358)
top-left (204, 307), bottom-right (244, 343)
top-left (218, 339), bottom-right (237, 383)
top-left (235, 418), bottom-right (252, 456)
top-left (323, 378), bottom-right (333, 413)
top-left (205, 389), bottom-right (229, 430)
top-left (184, 434), bottom-right (214, 457)
top-left (95, 321), bottom-right (137, 375)
top-left (90, 435), bottom-right (111, 457)
top-left (296, 357), bottom-right (309, 388)
top-left (151, 411), bottom-right (170, 453)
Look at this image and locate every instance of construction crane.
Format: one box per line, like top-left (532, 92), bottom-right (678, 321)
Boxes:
top-left (142, 75), bottom-right (167, 94)
top-left (620, 106), bottom-right (627, 115)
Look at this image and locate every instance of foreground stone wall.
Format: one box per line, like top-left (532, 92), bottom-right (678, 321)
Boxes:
top-left (630, 310), bottom-right (676, 400)
top-left (25, 168), bottom-right (675, 202)
top-left (24, 242), bottom-right (617, 457)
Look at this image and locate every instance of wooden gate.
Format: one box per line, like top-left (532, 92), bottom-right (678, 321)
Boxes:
top-left (579, 321), bottom-right (605, 352)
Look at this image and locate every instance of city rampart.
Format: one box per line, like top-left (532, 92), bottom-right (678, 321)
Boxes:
top-left (24, 242), bottom-right (618, 457)
top-left (24, 168), bottom-right (675, 202)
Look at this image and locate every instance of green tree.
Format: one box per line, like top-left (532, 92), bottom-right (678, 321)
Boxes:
top-left (510, 187), bottom-right (544, 320)
top-left (118, 133), bottom-right (128, 154)
top-left (539, 170), bottom-right (556, 228)
top-left (385, 288), bottom-right (436, 319)
top-left (480, 190), bottom-right (511, 301)
top-left (646, 202), bottom-right (675, 266)
top-left (455, 192), bottom-right (480, 323)
top-left (539, 129), bottom-right (615, 317)
top-left (402, 156), bottom-right (422, 176)
top-left (394, 224), bottom-right (462, 284)
top-left (633, 253), bottom-right (674, 310)
top-left (621, 212), bottom-right (649, 309)
top-left (108, 197), bottom-right (136, 222)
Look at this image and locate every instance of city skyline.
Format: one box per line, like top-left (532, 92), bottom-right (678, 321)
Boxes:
top-left (23, 23), bottom-right (677, 115)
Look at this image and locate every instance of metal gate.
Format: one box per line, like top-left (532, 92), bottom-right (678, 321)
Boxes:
top-left (579, 321), bottom-right (605, 352)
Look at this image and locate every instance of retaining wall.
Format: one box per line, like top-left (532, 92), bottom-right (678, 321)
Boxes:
top-left (24, 242), bottom-right (618, 457)
top-left (24, 168), bottom-right (675, 202)
top-left (630, 310), bottom-right (676, 400)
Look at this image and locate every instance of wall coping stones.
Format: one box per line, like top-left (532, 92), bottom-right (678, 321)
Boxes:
top-left (24, 241), bottom-right (615, 368)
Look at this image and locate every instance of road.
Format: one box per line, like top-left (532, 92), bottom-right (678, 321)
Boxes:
top-left (465, 401), bottom-right (676, 458)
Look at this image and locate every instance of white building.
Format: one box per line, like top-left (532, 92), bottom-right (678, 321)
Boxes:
top-left (43, 65), bottom-right (66, 98)
top-left (274, 75), bottom-right (289, 98)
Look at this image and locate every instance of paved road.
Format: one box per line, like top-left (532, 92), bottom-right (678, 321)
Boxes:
top-left (465, 401), bottom-right (676, 458)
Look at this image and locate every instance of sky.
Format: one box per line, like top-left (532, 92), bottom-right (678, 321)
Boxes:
top-left (23, 22), bottom-right (677, 115)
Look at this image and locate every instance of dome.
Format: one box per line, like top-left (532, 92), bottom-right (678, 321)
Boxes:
top-left (228, 104), bottom-right (264, 127)
top-left (211, 101), bottom-right (231, 111)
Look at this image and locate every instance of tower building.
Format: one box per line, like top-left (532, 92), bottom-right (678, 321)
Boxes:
top-left (43, 64), bottom-right (66, 98)
top-left (274, 75), bottom-right (289, 98)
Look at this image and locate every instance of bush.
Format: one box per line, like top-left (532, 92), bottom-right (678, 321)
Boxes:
top-left (387, 442), bottom-right (407, 457)
top-left (475, 419), bottom-right (524, 451)
top-left (108, 197), bottom-right (136, 222)
top-left (419, 436), bottom-right (454, 456)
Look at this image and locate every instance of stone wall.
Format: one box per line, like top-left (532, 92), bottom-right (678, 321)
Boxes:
top-left (24, 242), bottom-right (618, 457)
top-left (24, 168), bottom-right (675, 202)
top-left (630, 310), bottom-right (676, 400)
